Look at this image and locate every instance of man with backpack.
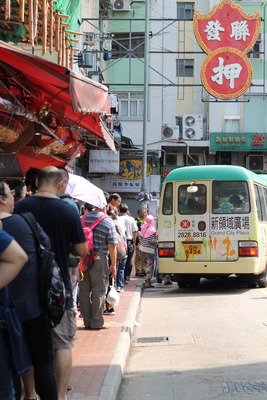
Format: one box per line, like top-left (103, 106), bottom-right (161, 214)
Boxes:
top-left (0, 180), bottom-right (57, 400)
top-left (79, 201), bottom-right (118, 330)
top-left (15, 166), bottom-right (87, 400)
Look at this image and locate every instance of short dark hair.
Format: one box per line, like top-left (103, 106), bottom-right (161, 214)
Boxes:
top-left (119, 203), bottom-right (128, 214)
top-left (0, 181), bottom-right (7, 197)
top-left (8, 178), bottom-right (26, 202)
top-left (84, 203), bottom-right (95, 211)
top-left (37, 169), bottom-right (62, 186)
top-left (108, 193), bottom-right (121, 203)
top-left (25, 167), bottom-right (39, 193)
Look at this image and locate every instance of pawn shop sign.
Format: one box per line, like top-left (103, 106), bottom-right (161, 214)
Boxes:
top-left (194, 0), bottom-right (261, 99)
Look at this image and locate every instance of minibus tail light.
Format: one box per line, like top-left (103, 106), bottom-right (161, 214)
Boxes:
top-left (239, 241), bottom-right (258, 257)
top-left (158, 242), bottom-right (175, 257)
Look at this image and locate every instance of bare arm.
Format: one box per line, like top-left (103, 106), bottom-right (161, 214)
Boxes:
top-left (108, 243), bottom-right (117, 278)
top-left (71, 267), bottom-right (79, 290)
top-left (0, 239), bottom-right (28, 289)
top-left (132, 231), bottom-right (137, 244)
top-left (71, 241), bottom-right (88, 258)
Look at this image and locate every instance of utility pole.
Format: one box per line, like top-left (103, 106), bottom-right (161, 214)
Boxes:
top-left (141, 0), bottom-right (149, 193)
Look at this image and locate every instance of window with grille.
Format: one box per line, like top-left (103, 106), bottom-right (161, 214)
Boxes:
top-left (176, 59), bottom-right (194, 77)
top-left (111, 32), bottom-right (145, 59)
top-left (117, 93), bottom-right (144, 118)
top-left (177, 3), bottom-right (194, 20)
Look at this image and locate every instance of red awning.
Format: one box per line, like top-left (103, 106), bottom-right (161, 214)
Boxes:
top-left (17, 147), bottom-right (67, 175)
top-left (0, 41), bottom-right (115, 151)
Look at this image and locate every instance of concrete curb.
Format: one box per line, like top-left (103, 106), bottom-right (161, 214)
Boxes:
top-left (98, 282), bottom-right (145, 400)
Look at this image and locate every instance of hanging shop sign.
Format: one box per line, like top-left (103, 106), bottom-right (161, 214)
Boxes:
top-left (91, 174), bottom-right (161, 193)
top-left (113, 160), bottom-right (153, 180)
top-left (89, 150), bottom-right (120, 173)
top-left (210, 132), bottom-right (267, 151)
top-left (194, 0), bottom-right (261, 99)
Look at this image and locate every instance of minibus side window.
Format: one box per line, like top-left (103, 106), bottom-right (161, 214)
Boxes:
top-left (212, 181), bottom-right (250, 214)
top-left (162, 183), bottom-right (173, 215)
top-left (263, 187), bottom-right (267, 221)
top-left (258, 186), bottom-right (267, 221)
top-left (254, 184), bottom-right (267, 221)
top-left (178, 184), bottom-right (206, 215)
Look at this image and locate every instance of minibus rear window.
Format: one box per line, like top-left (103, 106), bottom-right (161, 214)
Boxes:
top-left (178, 184), bottom-right (206, 215)
top-left (212, 181), bottom-right (250, 214)
top-left (162, 183), bottom-right (173, 215)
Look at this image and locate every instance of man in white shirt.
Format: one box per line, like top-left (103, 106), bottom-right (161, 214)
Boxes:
top-left (118, 203), bottom-right (138, 282)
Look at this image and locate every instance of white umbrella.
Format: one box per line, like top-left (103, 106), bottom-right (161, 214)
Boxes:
top-left (66, 173), bottom-right (107, 209)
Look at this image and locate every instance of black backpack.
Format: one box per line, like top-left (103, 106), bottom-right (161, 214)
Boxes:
top-left (20, 212), bottom-right (68, 328)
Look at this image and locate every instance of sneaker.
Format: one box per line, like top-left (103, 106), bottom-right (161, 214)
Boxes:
top-left (117, 287), bottom-right (124, 292)
top-left (125, 275), bottom-right (131, 281)
top-left (103, 308), bottom-right (116, 315)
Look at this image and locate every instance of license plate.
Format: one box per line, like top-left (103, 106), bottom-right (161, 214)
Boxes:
top-left (184, 244), bottom-right (202, 255)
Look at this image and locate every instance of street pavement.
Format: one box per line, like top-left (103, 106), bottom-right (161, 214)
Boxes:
top-left (69, 276), bottom-right (145, 400)
top-left (117, 278), bottom-right (267, 400)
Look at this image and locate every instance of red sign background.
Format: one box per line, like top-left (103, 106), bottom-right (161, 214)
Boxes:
top-left (201, 48), bottom-right (252, 99)
top-left (194, 0), bottom-right (261, 54)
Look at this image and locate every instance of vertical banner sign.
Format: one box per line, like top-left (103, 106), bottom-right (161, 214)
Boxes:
top-left (193, 0), bottom-right (261, 99)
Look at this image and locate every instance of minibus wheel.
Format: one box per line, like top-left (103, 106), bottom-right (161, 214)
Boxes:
top-left (247, 280), bottom-right (257, 288)
top-left (257, 269), bottom-right (267, 288)
top-left (188, 277), bottom-right (200, 288)
top-left (177, 280), bottom-right (189, 289)
top-left (176, 275), bottom-right (190, 288)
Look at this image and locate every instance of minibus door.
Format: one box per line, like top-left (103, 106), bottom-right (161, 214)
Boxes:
top-left (174, 181), bottom-right (211, 262)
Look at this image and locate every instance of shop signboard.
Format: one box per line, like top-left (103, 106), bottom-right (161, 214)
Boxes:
top-left (113, 160), bottom-right (152, 180)
top-left (194, 0), bottom-right (261, 99)
top-left (92, 174), bottom-right (161, 193)
top-left (89, 150), bottom-right (120, 173)
top-left (210, 132), bottom-right (267, 151)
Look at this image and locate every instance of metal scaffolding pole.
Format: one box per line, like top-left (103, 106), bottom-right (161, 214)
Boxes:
top-left (141, 0), bottom-right (149, 193)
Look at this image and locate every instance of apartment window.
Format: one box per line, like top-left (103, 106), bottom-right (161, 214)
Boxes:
top-left (117, 93), bottom-right (144, 118)
top-left (177, 2), bottom-right (194, 20)
top-left (248, 35), bottom-right (262, 59)
top-left (176, 59), bottom-right (194, 77)
top-left (111, 32), bottom-right (145, 59)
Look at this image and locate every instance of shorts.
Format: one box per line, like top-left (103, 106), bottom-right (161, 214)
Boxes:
top-left (52, 309), bottom-right (77, 350)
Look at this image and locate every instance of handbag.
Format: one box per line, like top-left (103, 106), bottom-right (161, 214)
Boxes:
top-left (3, 286), bottom-right (32, 374)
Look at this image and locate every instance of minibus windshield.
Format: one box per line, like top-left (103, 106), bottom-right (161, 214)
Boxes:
top-left (212, 181), bottom-right (250, 214)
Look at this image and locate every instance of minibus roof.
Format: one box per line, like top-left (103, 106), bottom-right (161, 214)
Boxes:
top-left (165, 165), bottom-right (267, 185)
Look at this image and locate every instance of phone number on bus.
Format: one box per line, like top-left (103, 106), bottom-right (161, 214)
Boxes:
top-left (177, 231), bottom-right (207, 238)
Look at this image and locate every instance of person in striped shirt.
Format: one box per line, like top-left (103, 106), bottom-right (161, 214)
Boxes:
top-left (139, 215), bottom-right (158, 288)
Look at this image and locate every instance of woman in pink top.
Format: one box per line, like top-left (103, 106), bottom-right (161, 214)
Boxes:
top-left (139, 215), bottom-right (158, 288)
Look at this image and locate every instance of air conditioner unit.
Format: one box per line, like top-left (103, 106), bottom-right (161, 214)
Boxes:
top-left (113, 0), bottom-right (131, 11)
top-left (186, 153), bottom-right (204, 166)
top-left (163, 153), bottom-right (184, 167)
top-left (246, 155), bottom-right (264, 172)
top-left (162, 125), bottom-right (179, 140)
top-left (182, 114), bottom-right (203, 140)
